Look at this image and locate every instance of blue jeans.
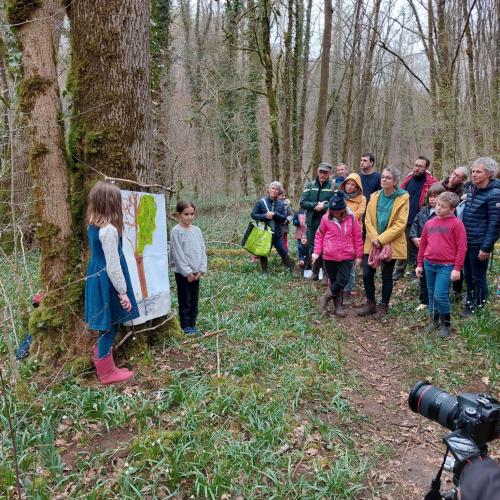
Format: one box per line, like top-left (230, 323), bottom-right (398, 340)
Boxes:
top-left (463, 246), bottom-right (489, 308)
top-left (424, 261), bottom-right (453, 315)
top-left (97, 324), bottom-right (118, 358)
top-left (297, 239), bottom-right (308, 263)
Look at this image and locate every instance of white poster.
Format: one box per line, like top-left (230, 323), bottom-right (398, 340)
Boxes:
top-left (121, 190), bottom-right (171, 325)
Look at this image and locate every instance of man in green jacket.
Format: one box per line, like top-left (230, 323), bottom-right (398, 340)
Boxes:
top-left (299, 162), bottom-right (334, 280)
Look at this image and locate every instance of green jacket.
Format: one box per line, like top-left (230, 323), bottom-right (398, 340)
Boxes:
top-left (299, 177), bottom-right (334, 228)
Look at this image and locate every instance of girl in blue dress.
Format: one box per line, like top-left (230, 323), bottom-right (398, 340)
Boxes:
top-left (85, 181), bottom-right (140, 385)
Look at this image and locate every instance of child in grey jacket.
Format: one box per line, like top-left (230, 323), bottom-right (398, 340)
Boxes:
top-left (171, 200), bottom-right (207, 336)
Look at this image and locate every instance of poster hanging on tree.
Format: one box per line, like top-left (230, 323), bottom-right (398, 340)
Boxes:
top-left (120, 190), bottom-right (170, 325)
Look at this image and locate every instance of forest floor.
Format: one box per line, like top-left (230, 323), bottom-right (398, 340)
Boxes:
top-left (0, 199), bottom-right (498, 498)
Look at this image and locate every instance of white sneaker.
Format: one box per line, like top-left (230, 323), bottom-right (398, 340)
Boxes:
top-left (415, 304), bottom-right (428, 311)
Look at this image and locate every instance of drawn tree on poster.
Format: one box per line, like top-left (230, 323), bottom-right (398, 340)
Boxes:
top-left (123, 192), bottom-right (157, 299)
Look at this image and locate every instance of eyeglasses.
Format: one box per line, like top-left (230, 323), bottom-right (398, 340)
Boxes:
top-left (381, 175), bottom-right (393, 180)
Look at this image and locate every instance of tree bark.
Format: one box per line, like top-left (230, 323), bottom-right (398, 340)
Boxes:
top-left (350, 0), bottom-right (382, 165)
top-left (260, 0), bottom-right (280, 180)
top-left (67, 0), bottom-right (154, 193)
top-left (341, 0), bottom-right (363, 163)
top-left (293, 0), bottom-right (312, 195)
top-left (462, 0), bottom-right (483, 154)
top-left (243, 0), bottom-right (265, 195)
top-left (10, 0), bottom-right (73, 283)
top-left (281, 0), bottom-right (294, 191)
top-left (309, 0), bottom-right (333, 175)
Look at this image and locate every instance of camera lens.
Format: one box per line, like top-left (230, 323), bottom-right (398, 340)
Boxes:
top-left (408, 381), bottom-right (459, 430)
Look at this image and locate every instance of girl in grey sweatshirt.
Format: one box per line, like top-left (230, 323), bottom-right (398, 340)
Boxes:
top-left (170, 200), bottom-right (207, 336)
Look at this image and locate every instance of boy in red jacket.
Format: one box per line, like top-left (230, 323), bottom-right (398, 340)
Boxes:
top-left (312, 191), bottom-right (363, 317)
top-left (415, 192), bottom-right (467, 337)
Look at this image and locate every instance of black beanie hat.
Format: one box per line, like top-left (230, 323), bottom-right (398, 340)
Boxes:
top-left (329, 191), bottom-right (347, 211)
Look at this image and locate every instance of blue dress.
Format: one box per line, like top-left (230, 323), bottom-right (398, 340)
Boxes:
top-left (84, 225), bottom-right (140, 331)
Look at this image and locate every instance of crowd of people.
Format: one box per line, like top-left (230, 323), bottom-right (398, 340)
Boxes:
top-left (83, 155), bottom-right (498, 386)
top-left (250, 155), bottom-right (500, 336)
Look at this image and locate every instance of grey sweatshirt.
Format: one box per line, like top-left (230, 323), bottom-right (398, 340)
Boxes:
top-left (99, 224), bottom-right (127, 294)
top-left (170, 224), bottom-right (207, 277)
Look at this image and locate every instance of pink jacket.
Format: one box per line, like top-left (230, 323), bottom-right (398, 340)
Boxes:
top-left (314, 211), bottom-right (364, 261)
top-left (295, 212), bottom-right (307, 240)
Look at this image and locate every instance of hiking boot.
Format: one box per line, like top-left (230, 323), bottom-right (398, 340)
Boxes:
top-left (319, 273), bottom-right (329, 287)
top-left (373, 303), bottom-right (389, 320)
top-left (281, 254), bottom-right (293, 269)
top-left (438, 314), bottom-right (451, 338)
top-left (319, 288), bottom-right (333, 314)
top-left (333, 293), bottom-right (346, 317)
top-left (424, 312), bottom-right (440, 334)
top-left (357, 300), bottom-right (377, 316)
top-left (342, 291), bottom-right (352, 307)
top-left (259, 257), bottom-right (268, 274)
top-left (461, 304), bottom-right (474, 317)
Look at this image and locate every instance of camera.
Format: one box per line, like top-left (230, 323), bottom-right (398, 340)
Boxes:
top-left (408, 381), bottom-right (500, 499)
top-left (409, 381), bottom-right (500, 454)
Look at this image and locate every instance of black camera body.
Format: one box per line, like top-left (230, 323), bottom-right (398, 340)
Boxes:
top-left (409, 381), bottom-right (500, 465)
top-left (452, 392), bottom-right (500, 448)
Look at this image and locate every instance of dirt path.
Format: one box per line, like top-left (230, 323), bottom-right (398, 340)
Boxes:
top-left (338, 305), bottom-right (452, 499)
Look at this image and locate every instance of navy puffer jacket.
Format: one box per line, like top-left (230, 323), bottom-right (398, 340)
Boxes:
top-left (251, 197), bottom-right (286, 238)
top-left (462, 179), bottom-right (500, 252)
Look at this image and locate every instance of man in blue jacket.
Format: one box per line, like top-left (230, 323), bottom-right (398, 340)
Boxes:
top-left (251, 181), bottom-right (295, 273)
top-left (462, 157), bottom-right (500, 314)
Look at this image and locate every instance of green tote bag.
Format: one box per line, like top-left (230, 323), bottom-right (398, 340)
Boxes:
top-left (242, 222), bottom-right (273, 256)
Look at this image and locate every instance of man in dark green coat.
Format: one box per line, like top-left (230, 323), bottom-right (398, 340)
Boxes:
top-left (299, 162), bottom-right (334, 280)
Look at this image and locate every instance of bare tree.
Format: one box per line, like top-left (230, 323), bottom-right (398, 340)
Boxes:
top-left (309, 0), bottom-right (332, 174)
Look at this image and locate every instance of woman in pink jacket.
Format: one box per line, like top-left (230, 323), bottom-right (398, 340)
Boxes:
top-left (312, 191), bottom-right (364, 317)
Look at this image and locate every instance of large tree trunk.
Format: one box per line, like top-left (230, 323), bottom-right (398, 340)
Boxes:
top-left (260, 0), bottom-right (280, 180)
top-left (293, 0), bottom-right (312, 195)
top-left (309, 0), bottom-right (332, 175)
top-left (350, 0), bottom-right (382, 165)
top-left (10, 0), bottom-right (73, 284)
top-left (243, 0), bottom-right (265, 195)
top-left (67, 0), bottom-right (153, 192)
top-left (8, 0), bottom-right (80, 359)
top-left (280, 0), bottom-right (294, 191)
top-left (341, 0), bottom-right (362, 163)
top-left (151, 0), bottom-right (174, 187)
top-left (462, 0), bottom-right (483, 155)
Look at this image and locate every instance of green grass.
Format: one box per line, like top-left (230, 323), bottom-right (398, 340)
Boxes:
top-left (0, 204), bottom-right (498, 498)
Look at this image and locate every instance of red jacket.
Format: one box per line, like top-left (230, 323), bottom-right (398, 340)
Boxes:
top-left (401, 171), bottom-right (439, 209)
top-left (314, 211), bottom-right (364, 261)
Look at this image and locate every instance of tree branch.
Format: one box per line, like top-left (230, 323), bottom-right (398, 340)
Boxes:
top-left (376, 40), bottom-right (431, 95)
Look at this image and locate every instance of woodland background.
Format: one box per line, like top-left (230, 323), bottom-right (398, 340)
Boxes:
top-left (0, 0), bottom-right (496, 357)
top-left (0, 1), bottom-right (498, 497)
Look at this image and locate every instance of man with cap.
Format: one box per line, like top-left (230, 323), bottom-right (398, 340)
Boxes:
top-left (300, 162), bottom-right (335, 281)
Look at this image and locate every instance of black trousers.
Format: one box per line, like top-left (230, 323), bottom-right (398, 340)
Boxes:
top-left (175, 273), bottom-right (200, 329)
top-left (362, 255), bottom-right (396, 305)
top-left (324, 259), bottom-right (353, 295)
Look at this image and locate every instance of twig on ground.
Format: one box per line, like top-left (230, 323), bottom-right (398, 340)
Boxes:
top-left (115, 314), bottom-right (175, 350)
top-left (401, 437), bottom-right (412, 468)
top-left (181, 329), bottom-right (225, 344)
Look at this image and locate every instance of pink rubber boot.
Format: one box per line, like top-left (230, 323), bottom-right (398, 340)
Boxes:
top-left (92, 346), bottom-right (130, 374)
top-left (93, 351), bottom-right (134, 385)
